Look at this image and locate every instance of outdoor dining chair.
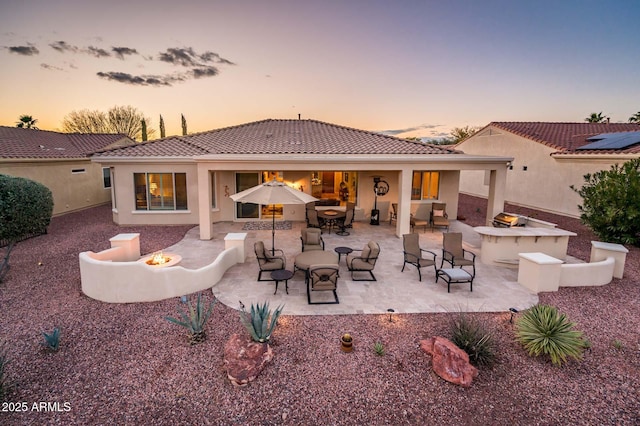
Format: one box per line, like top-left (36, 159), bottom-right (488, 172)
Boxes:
top-left (336, 208), bottom-right (354, 236)
top-left (401, 233), bottom-right (438, 281)
top-left (306, 209), bottom-right (325, 230)
top-left (307, 264), bottom-right (340, 304)
top-left (254, 241), bottom-right (286, 282)
top-left (346, 241), bottom-right (380, 281)
top-left (441, 232), bottom-right (476, 277)
top-left (389, 203), bottom-right (398, 225)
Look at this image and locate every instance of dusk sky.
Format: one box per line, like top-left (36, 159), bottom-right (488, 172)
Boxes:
top-left (1, 0), bottom-right (639, 139)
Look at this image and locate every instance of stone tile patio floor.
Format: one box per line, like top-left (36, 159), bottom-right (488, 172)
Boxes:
top-left (163, 220), bottom-right (541, 315)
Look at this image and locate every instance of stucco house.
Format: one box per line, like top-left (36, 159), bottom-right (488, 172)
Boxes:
top-left (0, 126), bottom-right (134, 216)
top-left (456, 122), bottom-right (640, 218)
top-left (92, 118), bottom-right (513, 239)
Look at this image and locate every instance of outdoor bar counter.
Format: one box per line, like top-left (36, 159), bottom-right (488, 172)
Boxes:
top-left (474, 226), bottom-right (577, 267)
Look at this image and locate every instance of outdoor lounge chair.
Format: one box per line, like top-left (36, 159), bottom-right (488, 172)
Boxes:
top-left (410, 213), bottom-right (429, 233)
top-left (307, 264), bottom-right (340, 304)
top-left (441, 232), bottom-right (476, 277)
top-left (346, 241), bottom-right (380, 281)
top-left (401, 233), bottom-right (437, 281)
top-left (301, 228), bottom-right (325, 251)
top-left (336, 208), bottom-right (354, 236)
top-left (430, 202), bottom-right (450, 232)
top-left (254, 241), bottom-right (286, 281)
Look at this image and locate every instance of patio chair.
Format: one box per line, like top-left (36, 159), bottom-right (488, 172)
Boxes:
top-left (441, 232), bottom-right (476, 277)
top-left (336, 208), bottom-right (354, 236)
top-left (254, 241), bottom-right (286, 282)
top-left (410, 213), bottom-right (429, 233)
top-left (306, 209), bottom-right (325, 231)
top-left (430, 202), bottom-right (450, 232)
top-left (346, 241), bottom-right (380, 281)
top-left (401, 233), bottom-right (438, 281)
top-left (389, 203), bottom-right (397, 225)
top-left (307, 264), bottom-right (340, 304)
top-left (301, 228), bottom-right (325, 252)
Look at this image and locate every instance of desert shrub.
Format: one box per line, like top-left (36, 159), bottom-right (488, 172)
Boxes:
top-left (239, 301), bottom-right (283, 343)
top-left (449, 313), bottom-right (496, 367)
top-left (0, 174), bottom-right (53, 243)
top-left (515, 304), bottom-right (586, 366)
top-left (0, 343), bottom-right (10, 401)
top-left (571, 158), bottom-right (640, 246)
top-left (165, 293), bottom-right (217, 345)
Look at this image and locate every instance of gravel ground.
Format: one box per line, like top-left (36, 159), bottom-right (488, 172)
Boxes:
top-left (1, 197), bottom-right (638, 425)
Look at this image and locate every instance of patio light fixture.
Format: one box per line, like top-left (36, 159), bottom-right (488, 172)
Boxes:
top-left (387, 308), bottom-right (395, 323)
top-left (509, 307), bottom-right (519, 323)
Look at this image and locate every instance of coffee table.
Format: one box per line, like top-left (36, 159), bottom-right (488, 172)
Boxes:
top-left (436, 268), bottom-right (474, 293)
top-left (334, 246), bottom-right (353, 263)
top-left (270, 269), bottom-right (294, 295)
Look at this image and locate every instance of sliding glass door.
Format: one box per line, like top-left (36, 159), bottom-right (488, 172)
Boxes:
top-left (235, 173), bottom-right (260, 219)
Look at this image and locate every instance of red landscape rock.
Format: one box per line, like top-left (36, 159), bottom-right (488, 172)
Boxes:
top-left (224, 333), bottom-right (273, 387)
top-left (420, 336), bottom-right (478, 387)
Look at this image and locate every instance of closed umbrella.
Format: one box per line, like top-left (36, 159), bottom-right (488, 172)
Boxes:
top-left (230, 179), bottom-right (317, 253)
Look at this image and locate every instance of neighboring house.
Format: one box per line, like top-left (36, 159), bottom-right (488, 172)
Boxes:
top-left (0, 126), bottom-right (134, 216)
top-left (456, 122), bottom-right (640, 218)
top-left (92, 118), bottom-right (513, 239)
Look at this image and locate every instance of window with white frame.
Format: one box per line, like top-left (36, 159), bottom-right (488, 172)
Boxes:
top-left (210, 172), bottom-right (217, 209)
top-left (411, 171), bottom-right (440, 200)
top-left (134, 172), bottom-right (187, 211)
top-left (102, 167), bottom-right (112, 189)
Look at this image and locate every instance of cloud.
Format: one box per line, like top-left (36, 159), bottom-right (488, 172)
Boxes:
top-left (41, 63), bottom-right (64, 71)
top-left (97, 71), bottom-right (171, 86)
top-left (85, 46), bottom-right (110, 58)
top-left (7, 45), bottom-right (39, 55)
top-left (112, 46), bottom-right (138, 60)
top-left (200, 51), bottom-right (236, 65)
top-left (382, 124), bottom-right (442, 136)
top-left (50, 40), bottom-right (79, 53)
top-left (158, 47), bottom-right (199, 67)
top-left (191, 66), bottom-right (219, 78)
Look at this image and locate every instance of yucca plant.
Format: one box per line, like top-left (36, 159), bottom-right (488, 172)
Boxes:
top-left (373, 341), bottom-right (385, 356)
top-left (42, 327), bottom-right (61, 352)
top-left (515, 304), bottom-right (586, 366)
top-left (165, 293), bottom-right (217, 345)
top-left (449, 312), bottom-right (496, 367)
top-left (239, 301), bottom-right (284, 343)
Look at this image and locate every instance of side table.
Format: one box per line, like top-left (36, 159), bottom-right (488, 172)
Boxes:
top-left (271, 269), bottom-right (294, 295)
top-left (334, 246), bottom-right (353, 263)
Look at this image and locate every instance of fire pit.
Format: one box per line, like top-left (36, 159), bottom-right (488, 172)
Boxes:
top-left (139, 251), bottom-right (182, 268)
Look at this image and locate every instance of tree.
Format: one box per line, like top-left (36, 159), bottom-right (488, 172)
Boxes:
top-left (585, 112), bottom-right (607, 123)
top-left (629, 112), bottom-right (640, 124)
top-left (450, 126), bottom-right (480, 143)
top-left (159, 114), bottom-right (166, 138)
top-left (571, 158), bottom-right (640, 246)
top-left (141, 119), bottom-right (148, 141)
top-left (15, 115), bottom-right (38, 129)
top-left (181, 114), bottom-right (188, 136)
top-left (0, 174), bottom-right (53, 282)
top-left (61, 106), bottom-right (155, 141)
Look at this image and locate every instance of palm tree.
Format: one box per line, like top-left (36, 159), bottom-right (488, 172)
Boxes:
top-left (585, 112), bottom-right (607, 123)
top-left (629, 112), bottom-right (640, 124)
top-left (16, 115), bottom-right (38, 129)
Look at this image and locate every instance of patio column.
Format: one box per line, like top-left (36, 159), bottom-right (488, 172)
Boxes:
top-left (397, 168), bottom-right (413, 237)
top-left (486, 167), bottom-right (507, 226)
top-left (198, 165), bottom-right (213, 240)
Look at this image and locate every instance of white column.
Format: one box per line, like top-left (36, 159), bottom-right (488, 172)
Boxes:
top-left (198, 165), bottom-right (213, 240)
top-left (397, 168), bottom-right (413, 237)
top-left (486, 167), bottom-right (507, 226)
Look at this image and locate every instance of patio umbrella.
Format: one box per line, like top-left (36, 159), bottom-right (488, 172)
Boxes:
top-left (230, 179), bottom-right (318, 253)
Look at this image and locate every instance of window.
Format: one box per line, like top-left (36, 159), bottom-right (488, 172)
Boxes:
top-left (134, 172), bottom-right (188, 211)
top-left (411, 171), bottom-right (440, 200)
top-left (102, 167), bottom-right (112, 188)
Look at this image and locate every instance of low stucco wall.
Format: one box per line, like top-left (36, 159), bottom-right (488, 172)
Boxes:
top-left (80, 246), bottom-right (238, 303)
top-left (559, 257), bottom-right (615, 287)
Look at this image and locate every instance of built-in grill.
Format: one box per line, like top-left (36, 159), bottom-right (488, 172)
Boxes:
top-left (492, 212), bottom-right (527, 228)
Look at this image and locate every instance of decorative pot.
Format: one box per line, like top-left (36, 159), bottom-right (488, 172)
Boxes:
top-left (341, 334), bottom-right (353, 352)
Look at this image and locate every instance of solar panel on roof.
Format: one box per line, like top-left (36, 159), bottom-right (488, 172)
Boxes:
top-left (578, 131), bottom-right (640, 150)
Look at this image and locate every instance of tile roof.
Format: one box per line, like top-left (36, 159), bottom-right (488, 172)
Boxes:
top-left (489, 122), bottom-right (640, 155)
top-left (0, 126), bottom-right (134, 159)
top-left (93, 119), bottom-right (461, 158)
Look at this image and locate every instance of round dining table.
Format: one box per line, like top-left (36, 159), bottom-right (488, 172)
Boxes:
top-left (317, 209), bottom-right (346, 234)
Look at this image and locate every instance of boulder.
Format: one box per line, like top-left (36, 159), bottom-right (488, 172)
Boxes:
top-left (420, 336), bottom-right (478, 387)
top-left (224, 333), bottom-right (273, 387)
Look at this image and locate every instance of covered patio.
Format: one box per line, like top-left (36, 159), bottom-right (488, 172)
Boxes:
top-left (164, 219), bottom-right (539, 315)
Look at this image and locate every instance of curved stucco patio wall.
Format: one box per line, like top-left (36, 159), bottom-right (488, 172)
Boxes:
top-left (559, 256), bottom-right (615, 287)
top-left (79, 247), bottom-right (238, 303)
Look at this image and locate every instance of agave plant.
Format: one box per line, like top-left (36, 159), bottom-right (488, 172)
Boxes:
top-left (42, 327), bottom-right (61, 352)
top-left (165, 293), bottom-right (217, 345)
top-left (515, 304), bottom-right (586, 366)
top-left (239, 301), bottom-right (284, 343)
